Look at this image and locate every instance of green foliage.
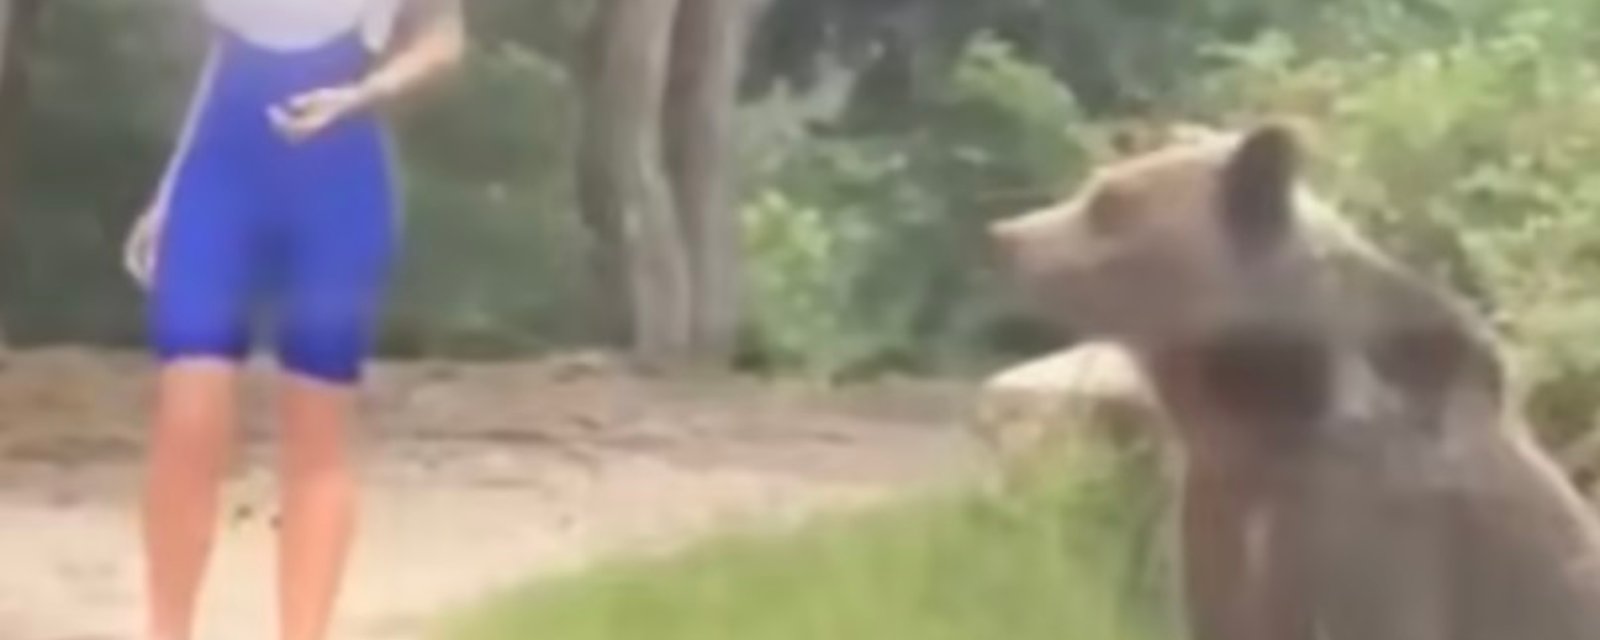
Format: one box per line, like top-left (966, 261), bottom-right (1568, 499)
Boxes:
top-left (739, 36), bottom-right (1089, 378)
top-left (1, 0), bottom-right (196, 343)
top-left (434, 445), bottom-right (1175, 640)
top-left (750, 0), bottom-right (1315, 116)
top-left (383, 44), bottom-right (593, 356)
top-left (15, 0), bottom-right (1600, 441)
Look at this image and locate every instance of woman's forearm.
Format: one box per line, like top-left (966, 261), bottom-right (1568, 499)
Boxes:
top-left (358, 0), bottom-right (465, 105)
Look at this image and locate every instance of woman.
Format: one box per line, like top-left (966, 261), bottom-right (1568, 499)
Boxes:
top-left (123, 1), bottom-right (463, 639)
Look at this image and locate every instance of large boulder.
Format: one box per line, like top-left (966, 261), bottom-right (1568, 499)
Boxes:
top-left (973, 341), bottom-right (1165, 473)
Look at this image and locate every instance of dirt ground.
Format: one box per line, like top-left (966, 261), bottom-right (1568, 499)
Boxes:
top-left (0, 349), bottom-right (982, 640)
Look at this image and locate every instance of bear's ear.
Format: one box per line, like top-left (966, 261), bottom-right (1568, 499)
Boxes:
top-left (1222, 122), bottom-right (1300, 257)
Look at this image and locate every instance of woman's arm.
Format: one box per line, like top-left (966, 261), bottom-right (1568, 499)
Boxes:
top-left (126, 53), bottom-right (225, 288)
top-left (359, 0), bottom-right (466, 105)
top-left (273, 0), bottom-right (464, 141)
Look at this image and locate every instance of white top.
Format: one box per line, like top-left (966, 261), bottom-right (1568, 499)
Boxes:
top-left (202, 0), bottom-right (404, 52)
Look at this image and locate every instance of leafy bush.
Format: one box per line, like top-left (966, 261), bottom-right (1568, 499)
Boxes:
top-left (0, 0), bottom-right (197, 344)
top-left (383, 43), bottom-right (593, 357)
top-left (739, 35), bottom-right (1091, 378)
top-left (18, 0), bottom-right (1600, 424)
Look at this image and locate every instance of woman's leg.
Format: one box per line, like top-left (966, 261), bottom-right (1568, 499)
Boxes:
top-left (141, 154), bottom-right (255, 640)
top-left (271, 62), bottom-right (397, 636)
top-left (142, 360), bottom-right (240, 640)
top-left (276, 374), bottom-right (359, 640)
top-left (271, 126), bottom-right (393, 640)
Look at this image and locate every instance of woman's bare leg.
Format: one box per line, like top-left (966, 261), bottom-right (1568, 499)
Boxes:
top-left (276, 373), bottom-right (359, 640)
top-left (143, 360), bottom-right (240, 640)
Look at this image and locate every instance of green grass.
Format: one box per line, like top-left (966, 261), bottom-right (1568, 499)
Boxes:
top-left (433, 447), bottom-right (1178, 640)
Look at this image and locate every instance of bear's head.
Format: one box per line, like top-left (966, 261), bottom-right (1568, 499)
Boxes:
top-left (989, 123), bottom-right (1317, 349)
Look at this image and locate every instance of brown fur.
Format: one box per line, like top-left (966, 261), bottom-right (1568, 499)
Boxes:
top-left (990, 123), bottom-right (1600, 640)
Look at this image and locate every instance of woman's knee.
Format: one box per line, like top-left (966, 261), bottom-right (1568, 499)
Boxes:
top-left (149, 360), bottom-right (239, 464)
top-left (277, 373), bottom-right (356, 466)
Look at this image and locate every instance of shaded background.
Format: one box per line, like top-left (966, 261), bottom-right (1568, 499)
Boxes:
top-left (4, 0), bottom-right (1600, 441)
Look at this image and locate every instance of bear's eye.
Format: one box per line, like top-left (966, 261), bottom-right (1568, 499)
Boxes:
top-left (1085, 185), bottom-right (1135, 236)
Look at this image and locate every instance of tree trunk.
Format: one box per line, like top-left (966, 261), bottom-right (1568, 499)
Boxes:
top-left (577, 0), bottom-right (694, 369)
top-left (0, 0), bottom-right (38, 218)
top-left (663, 0), bottom-right (756, 365)
top-left (0, 0), bottom-right (42, 357)
top-left (576, 2), bottom-right (633, 347)
top-left (0, 1), bottom-right (10, 73)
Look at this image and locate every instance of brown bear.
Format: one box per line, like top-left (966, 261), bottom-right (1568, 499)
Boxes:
top-left (989, 123), bottom-right (1600, 640)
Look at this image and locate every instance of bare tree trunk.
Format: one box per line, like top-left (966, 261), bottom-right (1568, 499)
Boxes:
top-left (0, 0), bottom-right (42, 358)
top-left (578, 0), bottom-right (694, 369)
top-left (0, 0), bottom-right (38, 220)
top-left (0, 0), bottom-right (9, 362)
top-left (576, 4), bottom-right (633, 347)
top-left (0, 0), bottom-right (34, 208)
top-left (0, 1), bottom-right (11, 74)
top-left (663, 0), bottom-right (756, 365)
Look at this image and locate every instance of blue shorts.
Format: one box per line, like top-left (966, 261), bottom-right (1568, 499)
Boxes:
top-left (149, 32), bottom-right (397, 383)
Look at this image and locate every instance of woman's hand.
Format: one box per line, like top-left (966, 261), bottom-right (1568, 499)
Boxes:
top-left (271, 0), bottom-right (465, 143)
top-left (124, 208), bottom-right (162, 290)
top-left (268, 84), bottom-right (377, 143)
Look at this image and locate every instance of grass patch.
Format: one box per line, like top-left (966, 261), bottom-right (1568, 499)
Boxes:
top-left (433, 447), bottom-right (1177, 640)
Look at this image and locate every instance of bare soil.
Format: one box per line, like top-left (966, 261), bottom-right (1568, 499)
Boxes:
top-left (0, 349), bottom-right (981, 640)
